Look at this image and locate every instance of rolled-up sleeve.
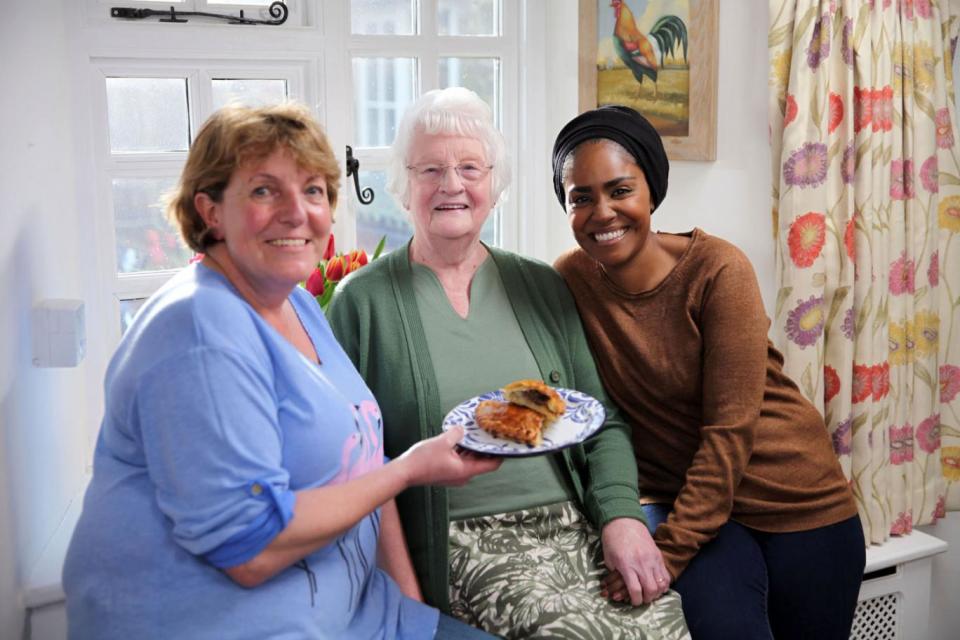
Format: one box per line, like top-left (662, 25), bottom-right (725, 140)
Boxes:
top-left (136, 346), bottom-right (295, 568)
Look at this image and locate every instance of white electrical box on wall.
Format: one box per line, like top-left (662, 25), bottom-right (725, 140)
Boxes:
top-left (32, 299), bottom-right (86, 368)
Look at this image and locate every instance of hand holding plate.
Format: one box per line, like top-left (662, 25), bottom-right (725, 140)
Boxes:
top-left (398, 426), bottom-right (503, 487)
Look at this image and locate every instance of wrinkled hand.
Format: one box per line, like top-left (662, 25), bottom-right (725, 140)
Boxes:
top-left (600, 517), bottom-right (671, 605)
top-left (399, 426), bottom-right (502, 488)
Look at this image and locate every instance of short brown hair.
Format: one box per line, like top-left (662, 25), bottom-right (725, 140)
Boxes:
top-left (166, 102), bottom-right (341, 253)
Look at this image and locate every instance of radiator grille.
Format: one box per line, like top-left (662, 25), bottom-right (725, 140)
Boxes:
top-left (850, 593), bottom-right (899, 640)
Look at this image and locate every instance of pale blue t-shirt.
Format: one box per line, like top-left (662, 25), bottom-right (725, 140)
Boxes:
top-left (63, 263), bottom-right (438, 640)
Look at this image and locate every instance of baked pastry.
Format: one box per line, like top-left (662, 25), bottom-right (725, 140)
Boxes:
top-left (503, 379), bottom-right (566, 424)
top-left (475, 400), bottom-right (545, 446)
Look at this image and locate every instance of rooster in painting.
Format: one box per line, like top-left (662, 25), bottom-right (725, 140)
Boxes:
top-left (610, 0), bottom-right (688, 96)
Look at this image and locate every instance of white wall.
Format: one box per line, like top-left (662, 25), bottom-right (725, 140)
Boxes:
top-left (0, 2), bottom-right (91, 638)
top-left (919, 514), bottom-right (960, 640)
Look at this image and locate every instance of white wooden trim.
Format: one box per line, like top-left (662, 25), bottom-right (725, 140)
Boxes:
top-left (863, 530), bottom-right (948, 574)
top-left (74, 0), bottom-right (524, 448)
top-left (514, 0), bottom-right (548, 260)
top-left (854, 531), bottom-right (949, 640)
top-left (21, 476), bottom-right (90, 611)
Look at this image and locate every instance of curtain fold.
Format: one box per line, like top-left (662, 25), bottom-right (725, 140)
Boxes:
top-left (769, 0), bottom-right (960, 544)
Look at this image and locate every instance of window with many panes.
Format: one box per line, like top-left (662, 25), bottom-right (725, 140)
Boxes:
top-left (79, 0), bottom-right (516, 353)
top-left (348, 0), bottom-right (511, 254)
top-left (92, 62), bottom-right (301, 334)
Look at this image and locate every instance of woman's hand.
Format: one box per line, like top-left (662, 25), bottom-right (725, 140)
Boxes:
top-left (398, 426), bottom-right (502, 487)
top-left (599, 517), bottom-right (671, 605)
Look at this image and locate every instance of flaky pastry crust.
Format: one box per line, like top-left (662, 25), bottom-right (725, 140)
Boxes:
top-left (502, 379), bottom-right (566, 423)
top-left (475, 400), bottom-right (545, 446)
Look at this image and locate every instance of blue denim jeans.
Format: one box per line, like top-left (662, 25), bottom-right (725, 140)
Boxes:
top-left (435, 612), bottom-right (498, 639)
top-left (643, 504), bottom-right (865, 640)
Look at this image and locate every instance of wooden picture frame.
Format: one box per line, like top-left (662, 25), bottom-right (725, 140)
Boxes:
top-left (578, 0), bottom-right (718, 161)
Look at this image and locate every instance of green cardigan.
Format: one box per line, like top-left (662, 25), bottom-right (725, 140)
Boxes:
top-left (327, 243), bottom-right (643, 611)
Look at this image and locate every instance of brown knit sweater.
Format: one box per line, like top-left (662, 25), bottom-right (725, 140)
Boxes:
top-left (555, 229), bottom-right (857, 579)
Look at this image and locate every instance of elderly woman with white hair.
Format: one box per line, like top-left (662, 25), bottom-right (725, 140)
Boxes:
top-left (327, 88), bottom-right (689, 639)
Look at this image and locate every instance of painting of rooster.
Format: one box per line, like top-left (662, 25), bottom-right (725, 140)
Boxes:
top-left (596, 0), bottom-right (691, 136)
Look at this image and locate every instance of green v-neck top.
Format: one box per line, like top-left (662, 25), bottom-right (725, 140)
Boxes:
top-left (328, 242), bottom-right (644, 610)
top-left (411, 258), bottom-right (576, 520)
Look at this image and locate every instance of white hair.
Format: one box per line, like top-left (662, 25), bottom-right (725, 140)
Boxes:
top-left (386, 87), bottom-right (511, 212)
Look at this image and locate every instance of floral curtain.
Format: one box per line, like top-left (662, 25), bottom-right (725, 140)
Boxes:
top-left (769, 0), bottom-right (960, 545)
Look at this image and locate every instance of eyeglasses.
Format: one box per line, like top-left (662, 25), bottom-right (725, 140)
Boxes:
top-left (406, 163), bottom-right (493, 185)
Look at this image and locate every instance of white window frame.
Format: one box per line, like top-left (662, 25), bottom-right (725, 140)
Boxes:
top-left (88, 57), bottom-right (313, 339)
top-left (324, 1), bottom-right (520, 253)
top-left (74, 0), bottom-right (524, 449)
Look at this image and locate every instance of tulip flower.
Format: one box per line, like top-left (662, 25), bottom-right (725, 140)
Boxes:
top-left (300, 235), bottom-right (385, 315)
top-left (325, 255), bottom-right (346, 282)
top-left (323, 234), bottom-right (336, 261)
top-left (348, 249), bottom-right (369, 268)
top-left (305, 267), bottom-right (325, 296)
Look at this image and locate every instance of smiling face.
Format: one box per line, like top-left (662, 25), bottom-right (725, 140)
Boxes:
top-left (405, 130), bottom-right (493, 244)
top-left (195, 147), bottom-right (331, 301)
top-left (563, 139), bottom-right (654, 273)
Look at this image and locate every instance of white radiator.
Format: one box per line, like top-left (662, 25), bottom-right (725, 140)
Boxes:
top-left (849, 531), bottom-right (948, 640)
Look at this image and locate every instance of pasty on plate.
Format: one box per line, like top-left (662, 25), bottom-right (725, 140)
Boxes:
top-left (475, 400), bottom-right (545, 446)
top-left (503, 379), bottom-right (566, 425)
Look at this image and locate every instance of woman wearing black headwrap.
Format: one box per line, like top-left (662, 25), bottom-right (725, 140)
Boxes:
top-left (552, 106), bottom-right (865, 640)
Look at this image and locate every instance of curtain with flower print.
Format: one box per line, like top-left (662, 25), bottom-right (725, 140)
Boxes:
top-left (769, 0), bottom-right (960, 545)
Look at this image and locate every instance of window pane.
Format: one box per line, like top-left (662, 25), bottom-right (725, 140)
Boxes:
top-left (438, 0), bottom-right (497, 36)
top-left (212, 78), bottom-right (287, 109)
top-left (106, 77), bottom-right (189, 153)
top-left (351, 0), bottom-right (415, 35)
top-left (112, 178), bottom-right (194, 273)
top-left (353, 58), bottom-right (416, 147)
top-left (480, 208), bottom-right (498, 246)
top-left (354, 171), bottom-right (499, 251)
top-left (354, 171), bottom-right (413, 254)
top-left (439, 57), bottom-right (499, 119)
top-left (120, 298), bottom-right (148, 335)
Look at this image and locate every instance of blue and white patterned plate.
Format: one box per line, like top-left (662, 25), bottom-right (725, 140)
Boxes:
top-left (442, 388), bottom-right (606, 457)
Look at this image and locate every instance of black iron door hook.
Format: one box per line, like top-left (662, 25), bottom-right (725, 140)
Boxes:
top-left (111, 2), bottom-right (289, 25)
top-left (346, 146), bottom-right (374, 205)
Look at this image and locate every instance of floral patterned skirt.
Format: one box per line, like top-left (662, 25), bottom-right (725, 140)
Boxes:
top-left (448, 501), bottom-right (690, 640)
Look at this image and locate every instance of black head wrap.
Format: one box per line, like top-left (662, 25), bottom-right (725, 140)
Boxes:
top-left (551, 105), bottom-right (669, 211)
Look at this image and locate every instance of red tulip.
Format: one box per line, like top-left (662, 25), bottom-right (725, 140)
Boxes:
top-left (325, 255), bottom-right (346, 282)
top-left (323, 234), bottom-right (336, 261)
top-left (305, 267), bottom-right (325, 296)
top-left (348, 249), bottom-right (369, 267)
